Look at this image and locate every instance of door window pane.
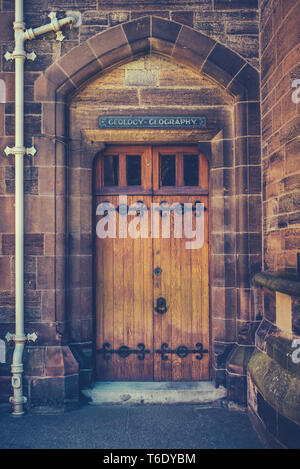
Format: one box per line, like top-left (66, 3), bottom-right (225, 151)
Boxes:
top-left (160, 154), bottom-right (175, 186)
top-left (104, 155), bottom-right (118, 186)
top-left (184, 154), bottom-right (199, 186)
top-left (126, 155), bottom-right (141, 186)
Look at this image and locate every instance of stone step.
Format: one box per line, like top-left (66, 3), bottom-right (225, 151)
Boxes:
top-left (82, 381), bottom-right (227, 405)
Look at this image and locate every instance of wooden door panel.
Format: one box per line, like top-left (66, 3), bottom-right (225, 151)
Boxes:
top-left (153, 195), bottom-right (209, 381)
top-left (95, 145), bottom-right (209, 382)
top-left (95, 195), bottom-right (153, 380)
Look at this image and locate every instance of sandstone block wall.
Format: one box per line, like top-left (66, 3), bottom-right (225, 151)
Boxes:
top-left (260, 0), bottom-right (300, 271)
top-left (0, 1), bottom-right (261, 404)
top-left (0, 1), bottom-right (260, 351)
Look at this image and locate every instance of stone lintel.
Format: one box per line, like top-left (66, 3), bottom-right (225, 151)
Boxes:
top-left (83, 128), bottom-right (218, 143)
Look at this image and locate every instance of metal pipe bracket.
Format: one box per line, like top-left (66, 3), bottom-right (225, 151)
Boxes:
top-left (5, 332), bottom-right (38, 343)
top-left (4, 146), bottom-right (37, 157)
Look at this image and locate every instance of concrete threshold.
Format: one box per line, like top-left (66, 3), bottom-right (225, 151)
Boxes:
top-left (82, 381), bottom-right (227, 405)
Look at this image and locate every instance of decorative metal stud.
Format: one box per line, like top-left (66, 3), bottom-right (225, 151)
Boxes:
top-left (154, 267), bottom-right (162, 276)
top-left (26, 146), bottom-right (37, 157)
top-left (48, 12), bottom-right (66, 42)
top-left (5, 332), bottom-right (14, 343)
top-left (55, 30), bottom-right (65, 42)
top-left (135, 200), bottom-right (147, 217)
top-left (116, 204), bottom-right (129, 215)
top-left (26, 51), bottom-right (37, 61)
top-left (27, 332), bottom-right (38, 343)
top-left (4, 146), bottom-right (14, 157)
top-left (4, 51), bottom-right (13, 61)
top-left (154, 297), bottom-right (168, 315)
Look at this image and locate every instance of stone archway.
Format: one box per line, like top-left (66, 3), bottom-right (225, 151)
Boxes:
top-left (35, 16), bottom-right (259, 101)
top-left (30, 16), bottom-right (261, 401)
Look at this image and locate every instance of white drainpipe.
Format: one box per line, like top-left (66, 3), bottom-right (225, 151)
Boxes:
top-left (4, 0), bottom-right (77, 416)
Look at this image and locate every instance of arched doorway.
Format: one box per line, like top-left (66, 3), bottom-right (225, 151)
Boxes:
top-left (33, 16), bottom-right (261, 395)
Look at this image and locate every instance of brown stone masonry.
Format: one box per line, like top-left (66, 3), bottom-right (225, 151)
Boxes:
top-left (261, 0), bottom-right (300, 272)
top-left (0, 2), bottom-right (261, 406)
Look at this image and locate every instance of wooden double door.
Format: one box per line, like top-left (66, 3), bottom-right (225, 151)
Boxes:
top-left (95, 145), bottom-right (209, 381)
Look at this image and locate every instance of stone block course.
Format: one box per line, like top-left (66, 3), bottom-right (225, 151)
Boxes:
top-left (0, 12), bottom-right (14, 41)
top-left (82, 10), bottom-right (108, 26)
top-left (89, 24), bottom-right (128, 56)
top-left (0, 257), bottom-right (11, 291)
top-left (229, 65), bottom-right (260, 100)
top-left (98, 0), bottom-right (212, 9)
top-left (215, 0), bottom-right (258, 8)
top-left (2, 233), bottom-right (44, 256)
top-left (174, 26), bottom-right (216, 68)
top-left (47, 0), bottom-right (97, 9)
top-left (171, 11), bottom-right (193, 26)
top-left (152, 16), bottom-right (181, 42)
top-left (140, 88), bottom-right (232, 106)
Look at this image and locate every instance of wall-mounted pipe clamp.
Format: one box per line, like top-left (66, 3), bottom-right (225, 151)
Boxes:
top-left (24, 11), bottom-right (77, 42)
top-left (48, 11), bottom-right (65, 42)
top-left (4, 146), bottom-right (37, 157)
top-left (5, 332), bottom-right (38, 343)
top-left (4, 50), bottom-right (36, 62)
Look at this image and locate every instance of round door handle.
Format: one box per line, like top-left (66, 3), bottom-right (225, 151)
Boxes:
top-left (155, 297), bottom-right (168, 314)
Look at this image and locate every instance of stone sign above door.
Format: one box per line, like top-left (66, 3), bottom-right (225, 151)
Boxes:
top-left (98, 116), bottom-right (207, 129)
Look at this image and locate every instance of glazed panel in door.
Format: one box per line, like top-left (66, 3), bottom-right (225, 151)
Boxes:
top-left (153, 195), bottom-right (209, 381)
top-left (95, 195), bottom-right (153, 380)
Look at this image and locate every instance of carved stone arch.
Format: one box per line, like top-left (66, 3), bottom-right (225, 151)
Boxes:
top-left (31, 16), bottom-right (261, 393)
top-left (34, 16), bottom-right (259, 103)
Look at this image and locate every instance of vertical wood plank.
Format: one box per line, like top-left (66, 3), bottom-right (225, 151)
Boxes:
top-left (123, 195), bottom-right (134, 377)
top-left (153, 205), bottom-right (164, 380)
top-left (119, 153), bottom-right (127, 187)
top-left (199, 153), bottom-right (209, 191)
top-left (152, 147), bottom-right (160, 191)
top-left (142, 195), bottom-right (154, 380)
top-left (176, 153), bottom-right (184, 186)
top-left (143, 146), bottom-right (153, 191)
top-left (170, 196), bottom-right (183, 381)
top-left (96, 195), bottom-right (116, 380)
top-left (180, 197), bottom-right (192, 380)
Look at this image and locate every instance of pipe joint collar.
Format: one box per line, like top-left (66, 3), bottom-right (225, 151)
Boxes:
top-left (13, 335), bottom-right (27, 344)
top-left (24, 28), bottom-right (35, 40)
top-left (13, 21), bottom-right (25, 31)
top-left (11, 364), bottom-right (23, 374)
top-left (13, 52), bottom-right (27, 60)
top-left (9, 395), bottom-right (27, 405)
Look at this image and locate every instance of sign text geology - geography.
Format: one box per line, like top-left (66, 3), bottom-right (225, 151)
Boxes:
top-left (98, 116), bottom-right (207, 129)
